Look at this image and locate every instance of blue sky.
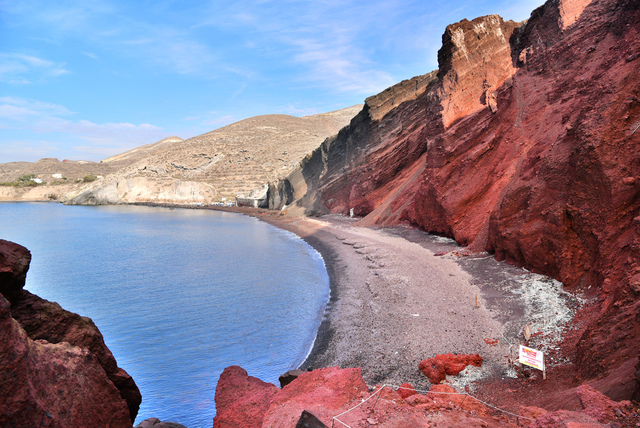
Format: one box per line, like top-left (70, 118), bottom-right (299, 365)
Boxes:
top-left (0, 0), bottom-right (544, 163)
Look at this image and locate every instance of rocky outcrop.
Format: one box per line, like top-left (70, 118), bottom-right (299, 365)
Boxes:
top-left (214, 364), bottom-right (638, 427)
top-left (270, 0), bottom-right (640, 397)
top-left (0, 240), bottom-right (140, 426)
top-left (418, 353), bottom-right (482, 384)
top-left (64, 176), bottom-right (219, 206)
top-left (213, 366), bottom-right (280, 428)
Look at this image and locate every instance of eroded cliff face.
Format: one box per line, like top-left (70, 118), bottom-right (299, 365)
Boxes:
top-left (0, 239), bottom-right (140, 426)
top-left (271, 0), bottom-right (640, 395)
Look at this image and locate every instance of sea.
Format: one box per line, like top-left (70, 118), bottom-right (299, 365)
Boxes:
top-left (0, 202), bottom-right (330, 428)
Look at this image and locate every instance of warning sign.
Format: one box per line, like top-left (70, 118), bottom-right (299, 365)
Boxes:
top-left (519, 345), bottom-right (545, 371)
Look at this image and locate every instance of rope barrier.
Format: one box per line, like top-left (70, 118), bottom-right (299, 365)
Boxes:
top-left (331, 383), bottom-right (535, 427)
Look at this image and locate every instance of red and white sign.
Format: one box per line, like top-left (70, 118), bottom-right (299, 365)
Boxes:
top-left (519, 345), bottom-right (545, 371)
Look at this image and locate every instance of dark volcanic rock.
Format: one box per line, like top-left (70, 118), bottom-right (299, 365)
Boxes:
top-left (279, 368), bottom-right (305, 388)
top-left (0, 239), bottom-right (140, 425)
top-left (0, 239), bottom-right (31, 300)
top-left (271, 0), bottom-right (640, 397)
top-left (294, 410), bottom-right (327, 428)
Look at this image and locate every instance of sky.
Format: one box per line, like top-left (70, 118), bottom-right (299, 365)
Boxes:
top-left (0, 0), bottom-right (544, 163)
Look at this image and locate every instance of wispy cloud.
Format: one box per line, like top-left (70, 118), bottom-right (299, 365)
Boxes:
top-left (193, 0), bottom-right (428, 95)
top-left (0, 53), bottom-right (70, 84)
top-left (0, 97), bottom-right (166, 161)
top-left (4, 0), bottom-right (218, 77)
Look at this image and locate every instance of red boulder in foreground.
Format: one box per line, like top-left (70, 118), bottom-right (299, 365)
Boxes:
top-left (0, 239), bottom-right (138, 427)
top-left (213, 366), bottom-right (280, 428)
top-left (419, 353), bottom-right (483, 384)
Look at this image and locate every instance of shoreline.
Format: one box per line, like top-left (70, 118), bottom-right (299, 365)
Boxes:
top-left (203, 206), bottom-right (582, 393)
top-left (205, 206), bottom-right (517, 389)
top-left (9, 201), bottom-right (582, 394)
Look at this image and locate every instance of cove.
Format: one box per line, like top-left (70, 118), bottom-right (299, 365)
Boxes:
top-left (0, 202), bottom-right (330, 427)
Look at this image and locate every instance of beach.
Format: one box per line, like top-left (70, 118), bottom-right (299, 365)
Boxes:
top-left (223, 207), bottom-right (577, 392)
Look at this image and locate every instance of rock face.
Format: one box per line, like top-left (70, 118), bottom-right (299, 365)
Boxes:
top-left (0, 239), bottom-right (140, 426)
top-left (270, 0), bottom-right (640, 397)
top-left (214, 365), bottom-right (637, 427)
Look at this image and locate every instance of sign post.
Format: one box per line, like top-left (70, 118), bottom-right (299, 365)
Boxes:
top-left (519, 345), bottom-right (545, 379)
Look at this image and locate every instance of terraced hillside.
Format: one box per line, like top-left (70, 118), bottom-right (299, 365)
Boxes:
top-left (108, 107), bottom-right (362, 201)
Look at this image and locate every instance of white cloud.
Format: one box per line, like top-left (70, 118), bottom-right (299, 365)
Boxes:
top-left (0, 53), bottom-right (70, 84)
top-left (0, 97), bottom-right (167, 161)
top-left (0, 97), bottom-right (73, 120)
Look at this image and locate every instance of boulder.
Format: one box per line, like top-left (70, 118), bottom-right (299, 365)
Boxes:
top-left (262, 367), bottom-right (369, 428)
top-left (419, 357), bottom-right (446, 384)
top-left (134, 417), bottom-right (188, 428)
top-left (0, 294), bottom-right (132, 427)
top-left (419, 353), bottom-right (482, 383)
top-left (280, 368), bottom-right (305, 388)
top-left (0, 239), bottom-right (31, 300)
top-left (213, 365), bottom-right (280, 428)
top-left (9, 289), bottom-right (142, 422)
top-left (398, 382), bottom-right (418, 399)
top-left (0, 239), bottom-right (141, 424)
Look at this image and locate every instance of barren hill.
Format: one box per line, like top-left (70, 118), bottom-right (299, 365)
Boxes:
top-left (112, 107), bottom-right (362, 200)
top-left (0, 105), bottom-right (361, 204)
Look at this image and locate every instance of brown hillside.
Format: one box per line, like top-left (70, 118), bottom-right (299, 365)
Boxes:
top-left (115, 107), bottom-right (363, 201)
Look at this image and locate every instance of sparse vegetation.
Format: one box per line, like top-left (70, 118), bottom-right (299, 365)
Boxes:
top-left (82, 174), bottom-right (98, 182)
top-left (0, 175), bottom-right (42, 187)
top-left (46, 194), bottom-right (59, 200)
top-left (17, 174), bottom-right (36, 182)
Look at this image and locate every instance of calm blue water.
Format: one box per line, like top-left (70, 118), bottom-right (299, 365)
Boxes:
top-left (0, 202), bottom-right (330, 427)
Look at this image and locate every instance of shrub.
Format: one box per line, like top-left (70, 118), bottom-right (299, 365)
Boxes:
top-left (82, 174), bottom-right (98, 182)
top-left (18, 174), bottom-right (35, 182)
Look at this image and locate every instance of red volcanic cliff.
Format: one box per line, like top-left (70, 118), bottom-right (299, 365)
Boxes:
top-left (0, 239), bottom-right (140, 426)
top-left (271, 0), bottom-right (640, 398)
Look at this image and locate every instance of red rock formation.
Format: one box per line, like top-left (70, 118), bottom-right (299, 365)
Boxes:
top-left (418, 357), bottom-right (447, 384)
top-left (0, 240), bottom-right (140, 426)
top-left (262, 367), bottom-right (369, 428)
top-left (0, 288), bottom-right (132, 427)
top-left (419, 353), bottom-right (483, 383)
top-left (213, 366), bottom-right (280, 428)
top-left (9, 289), bottom-right (142, 421)
top-left (397, 382), bottom-right (417, 399)
top-left (213, 365), bottom-right (639, 427)
top-left (272, 0), bottom-right (640, 398)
